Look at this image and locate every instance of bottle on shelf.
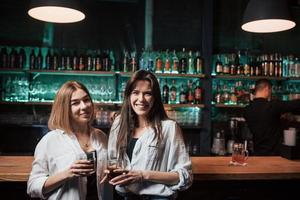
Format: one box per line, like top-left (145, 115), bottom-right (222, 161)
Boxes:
top-left (187, 80), bottom-right (194, 104)
top-left (194, 51), bottom-right (203, 74)
top-left (109, 50), bottom-right (115, 72)
top-left (36, 48), bottom-right (43, 70)
top-left (79, 53), bottom-right (85, 71)
top-left (95, 50), bottom-right (102, 71)
top-left (102, 50), bottom-right (110, 71)
top-left (194, 80), bottom-right (202, 104)
top-left (155, 51), bottom-right (163, 73)
top-left (130, 51), bottom-right (137, 72)
top-left (60, 48), bottom-right (66, 70)
top-left (72, 50), bottom-right (79, 71)
top-left (45, 48), bottom-right (52, 70)
top-left (179, 48), bottom-right (187, 74)
top-left (169, 79), bottom-right (177, 104)
top-left (18, 48), bottom-right (26, 69)
top-left (215, 55), bottom-right (223, 75)
top-left (171, 49), bottom-right (179, 74)
top-left (0, 47), bottom-right (8, 68)
top-left (9, 48), bottom-right (17, 68)
top-left (86, 50), bottom-right (93, 71)
top-left (65, 50), bottom-right (72, 70)
top-left (162, 79), bottom-right (169, 104)
top-left (29, 48), bottom-right (36, 70)
top-left (187, 50), bottom-right (194, 74)
top-left (164, 49), bottom-right (171, 73)
top-left (122, 51), bottom-right (129, 72)
top-left (52, 50), bottom-right (58, 70)
top-left (179, 84), bottom-right (187, 104)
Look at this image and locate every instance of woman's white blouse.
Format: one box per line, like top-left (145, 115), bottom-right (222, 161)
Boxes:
top-left (27, 128), bottom-right (108, 200)
top-left (108, 118), bottom-right (193, 197)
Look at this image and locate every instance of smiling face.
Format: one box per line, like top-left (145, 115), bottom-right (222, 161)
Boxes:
top-left (70, 88), bottom-right (93, 126)
top-left (130, 80), bottom-right (154, 121)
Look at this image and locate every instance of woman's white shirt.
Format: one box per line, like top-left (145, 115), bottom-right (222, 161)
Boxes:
top-left (108, 118), bottom-right (193, 197)
top-left (27, 128), bottom-right (108, 200)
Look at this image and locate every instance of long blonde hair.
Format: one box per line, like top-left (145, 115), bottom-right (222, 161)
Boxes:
top-left (48, 81), bottom-right (94, 134)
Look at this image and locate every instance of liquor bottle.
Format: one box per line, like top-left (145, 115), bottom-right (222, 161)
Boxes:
top-left (36, 48), bottom-right (43, 69)
top-left (169, 80), bottom-right (177, 104)
top-left (86, 51), bottom-right (93, 71)
top-left (194, 51), bottom-right (203, 74)
top-left (155, 51), bottom-right (163, 73)
top-left (72, 50), bottom-right (79, 70)
top-left (102, 50), bottom-right (109, 71)
top-left (164, 50), bottom-right (171, 73)
top-left (171, 49), bottom-right (179, 74)
top-left (60, 49), bottom-right (66, 70)
top-left (194, 80), bottom-right (202, 104)
top-left (278, 53), bottom-right (283, 77)
top-left (122, 51), bottom-right (129, 72)
top-left (223, 56), bottom-right (230, 75)
top-left (109, 50), bottom-right (115, 71)
top-left (95, 50), bottom-right (102, 71)
top-left (45, 48), bottom-right (52, 70)
top-left (79, 53), bottom-right (85, 71)
top-left (187, 80), bottom-right (194, 104)
top-left (187, 50), bottom-right (194, 74)
top-left (9, 48), bottom-right (17, 68)
top-left (179, 84), bottom-right (187, 104)
top-left (215, 55), bottom-right (223, 75)
top-left (52, 50), bottom-right (58, 70)
top-left (0, 47), bottom-right (8, 68)
top-left (18, 48), bottom-right (26, 69)
top-left (269, 54), bottom-right (274, 76)
top-left (29, 48), bottom-right (36, 69)
top-left (65, 50), bottom-right (71, 70)
top-left (162, 79), bottom-right (169, 104)
top-left (179, 48), bottom-right (187, 74)
top-left (130, 51), bottom-right (137, 72)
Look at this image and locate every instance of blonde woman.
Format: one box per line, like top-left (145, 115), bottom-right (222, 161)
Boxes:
top-left (27, 81), bottom-right (108, 200)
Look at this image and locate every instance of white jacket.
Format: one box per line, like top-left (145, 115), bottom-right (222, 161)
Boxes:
top-left (27, 128), bottom-right (109, 200)
top-left (108, 118), bottom-right (193, 197)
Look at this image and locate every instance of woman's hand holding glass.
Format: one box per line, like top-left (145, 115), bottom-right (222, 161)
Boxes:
top-left (67, 155), bottom-right (95, 178)
top-left (109, 170), bottom-right (144, 186)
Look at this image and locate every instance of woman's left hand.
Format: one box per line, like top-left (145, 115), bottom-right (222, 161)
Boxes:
top-left (109, 170), bottom-right (143, 186)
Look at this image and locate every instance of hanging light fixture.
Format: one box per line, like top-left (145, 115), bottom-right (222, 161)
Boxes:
top-left (241, 0), bottom-right (296, 33)
top-left (28, 0), bottom-right (85, 23)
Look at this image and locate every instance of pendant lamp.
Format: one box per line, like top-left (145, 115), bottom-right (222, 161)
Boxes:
top-left (28, 0), bottom-right (85, 23)
top-left (241, 0), bottom-right (296, 33)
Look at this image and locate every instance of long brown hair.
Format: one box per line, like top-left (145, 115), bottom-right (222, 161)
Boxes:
top-left (48, 81), bottom-right (94, 134)
top-left (115, 70), bottom-right (168, 154)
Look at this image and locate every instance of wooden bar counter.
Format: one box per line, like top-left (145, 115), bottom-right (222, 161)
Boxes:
top-left (1, 156), bottom-right (300, 182)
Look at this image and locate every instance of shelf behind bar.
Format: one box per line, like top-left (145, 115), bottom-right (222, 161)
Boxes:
top-left (29, 70), bottom-right (116, 76)
top-left (212, 74), bottom-right (287, 81)
top-left (118, 72), bottom-right (206, 78)
top-left (0, 101), bottom-right (205, 108)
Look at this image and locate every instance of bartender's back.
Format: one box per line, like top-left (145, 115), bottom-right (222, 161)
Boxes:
top-left (244, 79), bottom-right (300, 156)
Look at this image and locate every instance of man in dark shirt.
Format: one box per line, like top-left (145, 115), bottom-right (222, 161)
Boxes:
top-left (244, 79), bottom-right (300, 156)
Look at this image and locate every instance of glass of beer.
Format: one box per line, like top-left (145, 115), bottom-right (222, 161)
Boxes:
top-left (231, 143), bottom-right (248, 164)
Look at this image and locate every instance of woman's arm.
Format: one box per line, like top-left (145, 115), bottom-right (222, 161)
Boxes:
top-left (42, 160), bottom-right (94, 194)
top-left (109, 170), bottom-right (179, 186)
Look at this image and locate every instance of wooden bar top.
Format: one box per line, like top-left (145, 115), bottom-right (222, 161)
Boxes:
top-left (1, 156), bottom-right (300, 182)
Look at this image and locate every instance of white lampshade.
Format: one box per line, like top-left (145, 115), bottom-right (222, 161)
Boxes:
top-left (28, 0), bottom-right (85, 23)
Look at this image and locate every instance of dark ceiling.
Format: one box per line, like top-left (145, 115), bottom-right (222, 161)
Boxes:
top-left (0, 0), bottom-right (299, 55)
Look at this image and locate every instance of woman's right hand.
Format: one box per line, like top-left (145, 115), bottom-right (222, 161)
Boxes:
top-left (67, 159), bottom-right (95, 178)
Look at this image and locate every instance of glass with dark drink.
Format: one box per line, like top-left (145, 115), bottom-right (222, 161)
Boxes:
top-left (107, 156), bottom-right (128, 180)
